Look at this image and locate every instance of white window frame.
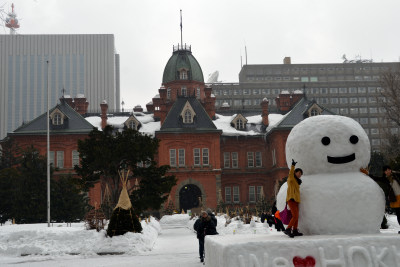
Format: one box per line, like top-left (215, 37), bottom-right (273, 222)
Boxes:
top-left (129, 120), bottom-right (136, 130)
top-left (247, 152), bottom-right (254, 167)
top-left (193, 148), bottom-right (200, 166)
top-left (236, 119), bottom-right (244, 130)
top-left (202, 148), bottom-right (209, 166)
top-left (169, 149), bottom-right (176, 167)
top-left (53, 113), bottom-right (62, 125)
top-left (56, 151), bottom-right (64, 168)
top-left (231, 152), bottom-right (238, 168)
top-left (224, 152), bottom-right (230, 168)
top-left (249, 186), bottom-right (256, 203)
top-left (178, 149), bottom-right (185, 166)
top-left (233, 186), bottom-right (240, 203)
top-left (72, 150), bottom-right (79, 167)
top-left (225, 187), bottom-right (232, 203)
top-left (184, 110), bottom-right (192, 123)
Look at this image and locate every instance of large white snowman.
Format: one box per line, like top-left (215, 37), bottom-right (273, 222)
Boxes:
top-left (276, 115), bottom-right (385, 235)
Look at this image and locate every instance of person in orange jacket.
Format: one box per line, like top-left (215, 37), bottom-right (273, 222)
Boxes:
top-left (284, 159), bottom-right (303, 238)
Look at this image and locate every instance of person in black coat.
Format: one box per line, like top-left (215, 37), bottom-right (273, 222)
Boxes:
top-left (193, 210), bottom-right (218, 262)
top-left (206, 208), bottom-right (217, 227)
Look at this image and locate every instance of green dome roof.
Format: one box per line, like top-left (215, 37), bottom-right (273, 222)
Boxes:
top-left (162, 46), bottom-right (204, 84)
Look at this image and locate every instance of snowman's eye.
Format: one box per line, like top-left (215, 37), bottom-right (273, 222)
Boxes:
top-left (321, 136), bottom-right (330, 146)
top-left (350, 135), bottom-right (359, 144)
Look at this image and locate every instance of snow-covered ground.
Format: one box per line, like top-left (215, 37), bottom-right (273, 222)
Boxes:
top-left (0, 214), bottom-right (399, 266)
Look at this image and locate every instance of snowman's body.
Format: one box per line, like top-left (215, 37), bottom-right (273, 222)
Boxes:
top-left (277, 115), bottom-right (385, 235)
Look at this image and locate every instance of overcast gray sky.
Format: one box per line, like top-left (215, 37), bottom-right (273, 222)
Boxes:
top-left (2, 0), bottom-right (400, 110)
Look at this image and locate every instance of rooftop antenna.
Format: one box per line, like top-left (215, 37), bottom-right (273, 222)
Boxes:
top-left (180, 10), bottom-right (183, 49)
top-left (5, 3), bottom-right (19, 35)
top-left (244, 40), bottom-right (248, 65)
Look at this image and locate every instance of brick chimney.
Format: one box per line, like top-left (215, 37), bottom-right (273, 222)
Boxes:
top-left (261, 98), bottom-right (269, 126)
top-left (100, 100), bottom-right (108, 129)
top-left (74, 94), bottom-right (89, 115)
top-left (60, 95), bottom-right (74, 107)
top-left (133, 105), bottom-right (143, 112)
top-left (203, 86), bottom-right (215, 119)
top-left (276, 91), bottom-right (304, 113)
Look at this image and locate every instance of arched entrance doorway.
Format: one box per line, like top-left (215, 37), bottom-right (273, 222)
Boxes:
top-left (179, 184), bottom-right (202, 212)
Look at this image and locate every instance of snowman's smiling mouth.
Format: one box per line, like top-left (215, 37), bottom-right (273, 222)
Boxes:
top-left (327, 153), bottom-right (355, 164)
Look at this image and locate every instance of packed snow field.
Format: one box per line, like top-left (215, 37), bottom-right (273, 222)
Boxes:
top-left (0, 213), bottom-right (399, 266)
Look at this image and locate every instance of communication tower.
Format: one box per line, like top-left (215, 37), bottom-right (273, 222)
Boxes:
top-left (5, 3), bottom-right (19, 35)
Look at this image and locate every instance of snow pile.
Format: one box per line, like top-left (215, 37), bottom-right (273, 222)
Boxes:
top-left (187, 215), bottom-right (282, 236)
top-left (277, 115), bottom-right (385, 235)
top-left (0, 218), bottom-right (161, 257)
top-left (159, 214), bottom-right (191, 226)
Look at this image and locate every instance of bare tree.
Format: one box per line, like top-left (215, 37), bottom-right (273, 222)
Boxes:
top-left (379, 70), bottom-right (400, 127)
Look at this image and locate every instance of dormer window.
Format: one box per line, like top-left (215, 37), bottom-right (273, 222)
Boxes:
top-left (50, 109), bottom-right (66, 126)
top-left (184, 110), bottom-right (192, 123)
top-left (310, 109), bottom-right (319, 116)
top-left (231, 114), bottom-right (248, 130)
top-left (236, 119), bottom-right (244, 130)
top-left (53, 113), bottom-right (62, 125)
top-left (180, 69), bottom-right (188, 80)
top-left (307, 103), bottom-right (323, 117)
top-left (180, 101), bottom-right (196, 124)
top-left (129, 121), bottom-right (136, 129)
top-left (124, 116), bottom-right (141, 130)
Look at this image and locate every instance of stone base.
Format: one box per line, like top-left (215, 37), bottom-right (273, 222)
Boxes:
top-left (205, 233), bottom-right (400, 267)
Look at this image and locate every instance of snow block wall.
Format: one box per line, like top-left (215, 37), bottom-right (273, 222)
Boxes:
top-left (205, 234), bottom-right (400, 267)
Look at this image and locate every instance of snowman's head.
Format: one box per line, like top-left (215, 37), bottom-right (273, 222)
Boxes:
top-left (285, 115), bottom-right (370, 175)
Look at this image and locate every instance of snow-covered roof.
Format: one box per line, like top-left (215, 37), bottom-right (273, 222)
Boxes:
top-left (85, 112), bottom-right (285, 137)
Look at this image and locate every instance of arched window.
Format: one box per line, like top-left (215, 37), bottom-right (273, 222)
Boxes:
top-left (181, 87), bottom-right (187, 96)
top-left (53, 113), bottom-right (62, 125)
top-left (236, 119), bottom-right (244, 130)
top-left (129, 120), bottom-right (136, 130)
top-left (180, 70), bottom-right (187, 80)
top-left (184, 110), bottom-right (192, 123)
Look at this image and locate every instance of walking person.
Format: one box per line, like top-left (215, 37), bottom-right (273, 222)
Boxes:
top-left (194, 210), bottom-right (218, 262)
top-left (284, 159), bottom-right (303, 238)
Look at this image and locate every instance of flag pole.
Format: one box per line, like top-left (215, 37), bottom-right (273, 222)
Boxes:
top-left (47, 60), bottom-right (51, 227)
top-left (180, 10), bottom-right (183, 48)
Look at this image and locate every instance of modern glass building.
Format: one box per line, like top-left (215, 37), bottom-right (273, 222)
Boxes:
top-left (210, 58), bottom-right (400, 151)
top-left (0, 34), bottom-right (120, 139)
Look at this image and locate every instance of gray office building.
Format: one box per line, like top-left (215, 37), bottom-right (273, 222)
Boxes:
top-left (210, 58), bottom-right (400, 151)
top-left (0, 34), bottom-right (120, 139)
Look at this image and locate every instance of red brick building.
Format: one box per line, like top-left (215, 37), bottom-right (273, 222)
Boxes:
top-left (3, 43), bottom-right (333, 213)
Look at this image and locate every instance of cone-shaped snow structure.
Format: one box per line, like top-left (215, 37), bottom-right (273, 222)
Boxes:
top-left (106, 169), bottom-right (142, 237)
